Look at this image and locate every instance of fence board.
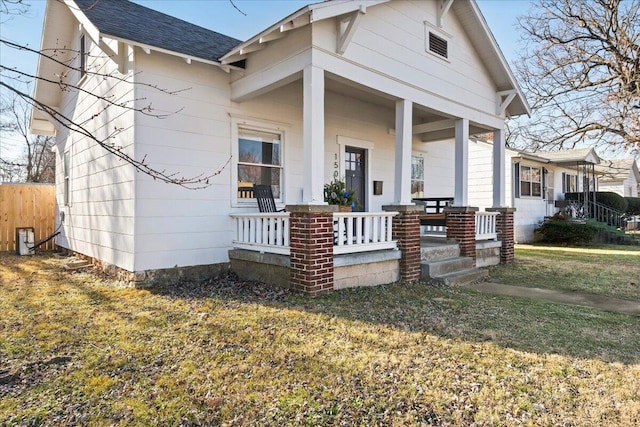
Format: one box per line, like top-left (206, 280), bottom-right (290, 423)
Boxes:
top-left (0, 184), bottom-right (56, 252)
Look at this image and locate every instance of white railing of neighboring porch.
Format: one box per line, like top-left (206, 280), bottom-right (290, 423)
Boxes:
top-left (475, 211), bottom-right (499, 241)
top-left (333, 212), bottom-right (398, 255)
top-left (230, 212), bottom-right (399, 256)
top-left (230, 213), bottom-right (290, 255)
top-left (422, 224), bottom-right (447, 236)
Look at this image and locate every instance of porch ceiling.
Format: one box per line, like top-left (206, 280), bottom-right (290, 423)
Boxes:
top-left (325, 75), bottom-right (493, 140)
top-left (240, 71), bottom-right (494, 141)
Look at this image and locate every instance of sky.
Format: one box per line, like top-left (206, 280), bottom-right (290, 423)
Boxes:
top-left (0, 0), bottom-right (533, 161)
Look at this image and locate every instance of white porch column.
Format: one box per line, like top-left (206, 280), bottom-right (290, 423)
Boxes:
top-left (394, 99), bottom-right (413, 204)
top-left (492, 128), bottom-right (506, 207)
top-left (454, 118), bottom-right (469, 206)
top-left (302, 65), bottom-right (326, 204)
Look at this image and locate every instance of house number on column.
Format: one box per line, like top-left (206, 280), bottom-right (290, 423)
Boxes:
top-left (333, 153), bottom-right (339, 179)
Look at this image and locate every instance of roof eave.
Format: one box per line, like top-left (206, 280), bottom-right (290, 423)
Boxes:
top-left (219, 0), bottom-right (389, 63)
top-left (68, 0), bottom-right (238, 71)
top-left (30, 0), bottom-right (70, 135)
top-left (99, 33), bottom-right (242, 71)
top-left (515, 152), bottom-right (551, 164)
top-left (220, 5), bottom-right (313, 63)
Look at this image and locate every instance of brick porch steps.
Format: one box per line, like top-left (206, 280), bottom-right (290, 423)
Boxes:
top-left (420, 237), bottom-right (487, 286)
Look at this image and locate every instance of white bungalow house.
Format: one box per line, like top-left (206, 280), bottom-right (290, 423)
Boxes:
top-left (31, 0), bottom-right (529, 293)
top-left (465, 142), bottom-right (602, 242)
top-left (596, 159), bottom-right (640, 198)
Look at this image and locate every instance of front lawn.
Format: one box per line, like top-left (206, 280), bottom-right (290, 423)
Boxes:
top-left (1, 253), bottom-right (639, 426)
top-left (488, 244), bottom-right (640, 300)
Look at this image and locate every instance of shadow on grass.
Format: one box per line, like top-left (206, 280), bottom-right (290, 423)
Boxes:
top-left (6, 252), bottom-right (635, 365)
top-left (148, 273), bottom-right (640, 366)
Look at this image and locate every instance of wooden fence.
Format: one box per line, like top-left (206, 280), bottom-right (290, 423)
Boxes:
top-left (0, 183), bottom-right (56, 251)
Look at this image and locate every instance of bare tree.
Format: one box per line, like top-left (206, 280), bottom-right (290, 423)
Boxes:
top-left (512, 0), bottom-right (640, 154)
top-left (1, 88), bottom-right (55, 182)
top-left (0, 1), bottom-right (229, 189)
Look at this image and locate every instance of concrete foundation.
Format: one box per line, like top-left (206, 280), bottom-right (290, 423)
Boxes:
top-left (63, 248), bottom-right (230, 287)
top-left (228, 250), bottom-right (291, 288)
top-left (475, 240), bottom-right (502, 267)
top-left (228, 249), bottom-right (401, 291)
top-left (334, 250), bottom-right (401, 289)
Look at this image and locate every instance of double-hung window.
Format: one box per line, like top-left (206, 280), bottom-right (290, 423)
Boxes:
top-left (237, 128), bottom-right (282, 199)
top-left (519, 165), bottom-right (542, 198)
top-left (562, 173), bottom-right (578, 193)
top-left (411, 155), bottom-right (424, 198)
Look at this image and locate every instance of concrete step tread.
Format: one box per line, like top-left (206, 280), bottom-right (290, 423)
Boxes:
top-left (432, 268), bottom-right (488, 286)
top-left (422, 256), bottom-right (474, 278)
top-left (423, 256), bottom-right (472, 265)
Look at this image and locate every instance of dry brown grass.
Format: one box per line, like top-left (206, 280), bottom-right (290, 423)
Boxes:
top-left (1, 252), bottom-right (639, 426)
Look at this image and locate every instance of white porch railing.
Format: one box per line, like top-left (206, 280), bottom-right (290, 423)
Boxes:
top-left (475, 211), bottom-right (499, 241)
top-left (422, 224), bottom-right (447, 236)
top-left (230, 213), bottom-right (290, 255)
top-left (230, 211), bottom-right (399, 256)
top-left (333, 212), bottom-right (398, 255)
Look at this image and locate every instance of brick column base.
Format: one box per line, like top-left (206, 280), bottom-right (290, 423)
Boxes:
top-left (487, 207), bottom-right (516, 264)
top-left (383, 204), bottom-right (422, 282)
top-left (445, 206), bottom-right (478, 266)
top-left (286, 204), bottom-right (337, 296)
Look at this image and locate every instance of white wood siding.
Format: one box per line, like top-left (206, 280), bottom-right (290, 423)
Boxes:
top-left (599, 171), bottom-right (639, 197)
top-left (132, 52), bottom-right (234, 271)
top-left (239, 25), bottom-right (312, 77)
top-left (55, 27), bottom-right (136, 270)
top-left (313, 1), bottom-right (500, 123)
top-left (414, 140), bottom-right (455, 198)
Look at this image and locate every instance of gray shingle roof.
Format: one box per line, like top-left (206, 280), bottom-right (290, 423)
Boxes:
top-left (74, 0), bottom-right (241, 62)
top-left (537, 148), bottom-right (594, 163)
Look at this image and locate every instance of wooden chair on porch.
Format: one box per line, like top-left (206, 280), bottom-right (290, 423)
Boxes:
top-left (254, 184), bottom-right (285, 213)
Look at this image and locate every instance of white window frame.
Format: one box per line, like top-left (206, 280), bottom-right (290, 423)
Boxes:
top-left (411, 153), bottom-right (425, 199)
top-left (563, 173), bottom-right (578, 193)
top-left (63, 150), bottom-right (71, 206)
top-left (230, 116), bottom-right (288, 207)
top-left (520, 165), bottom-right (542, 198)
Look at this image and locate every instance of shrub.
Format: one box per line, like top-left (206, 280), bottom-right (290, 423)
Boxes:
top-left (565, 191), bottom-right (628, 213)
top-left (625, 197), bottom-right (640, 215)
top-left (535, 220), bottom-right (599, 245)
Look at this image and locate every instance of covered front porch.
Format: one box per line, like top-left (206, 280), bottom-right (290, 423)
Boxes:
top-left (220, 1), bottom-right (526, 294)
top-left (226, 64), bottom-right (518, 294)
top-left (228, 207), bottom-right (509, 293)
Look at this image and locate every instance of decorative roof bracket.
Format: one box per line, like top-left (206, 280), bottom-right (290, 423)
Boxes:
top-left (497, 89), bottom-right (517, 116)
top-left (437, 0), bottom-right (454, 27)
top-left (336, 7), bottom-right (365, 55)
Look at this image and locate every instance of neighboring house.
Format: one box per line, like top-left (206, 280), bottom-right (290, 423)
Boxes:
top-left (596, 159), bottom-right (640, 198)
top-left (467, 143), bottom-right (601, 242)
top-left (31, 0), bottom-right (529, 293)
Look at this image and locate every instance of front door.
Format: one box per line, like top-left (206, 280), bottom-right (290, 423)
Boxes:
top-left (345, 146), bottom-right (366, 211)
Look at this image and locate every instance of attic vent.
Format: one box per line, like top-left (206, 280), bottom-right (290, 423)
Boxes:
top-left (429, 32), bottom-right (448, 58)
